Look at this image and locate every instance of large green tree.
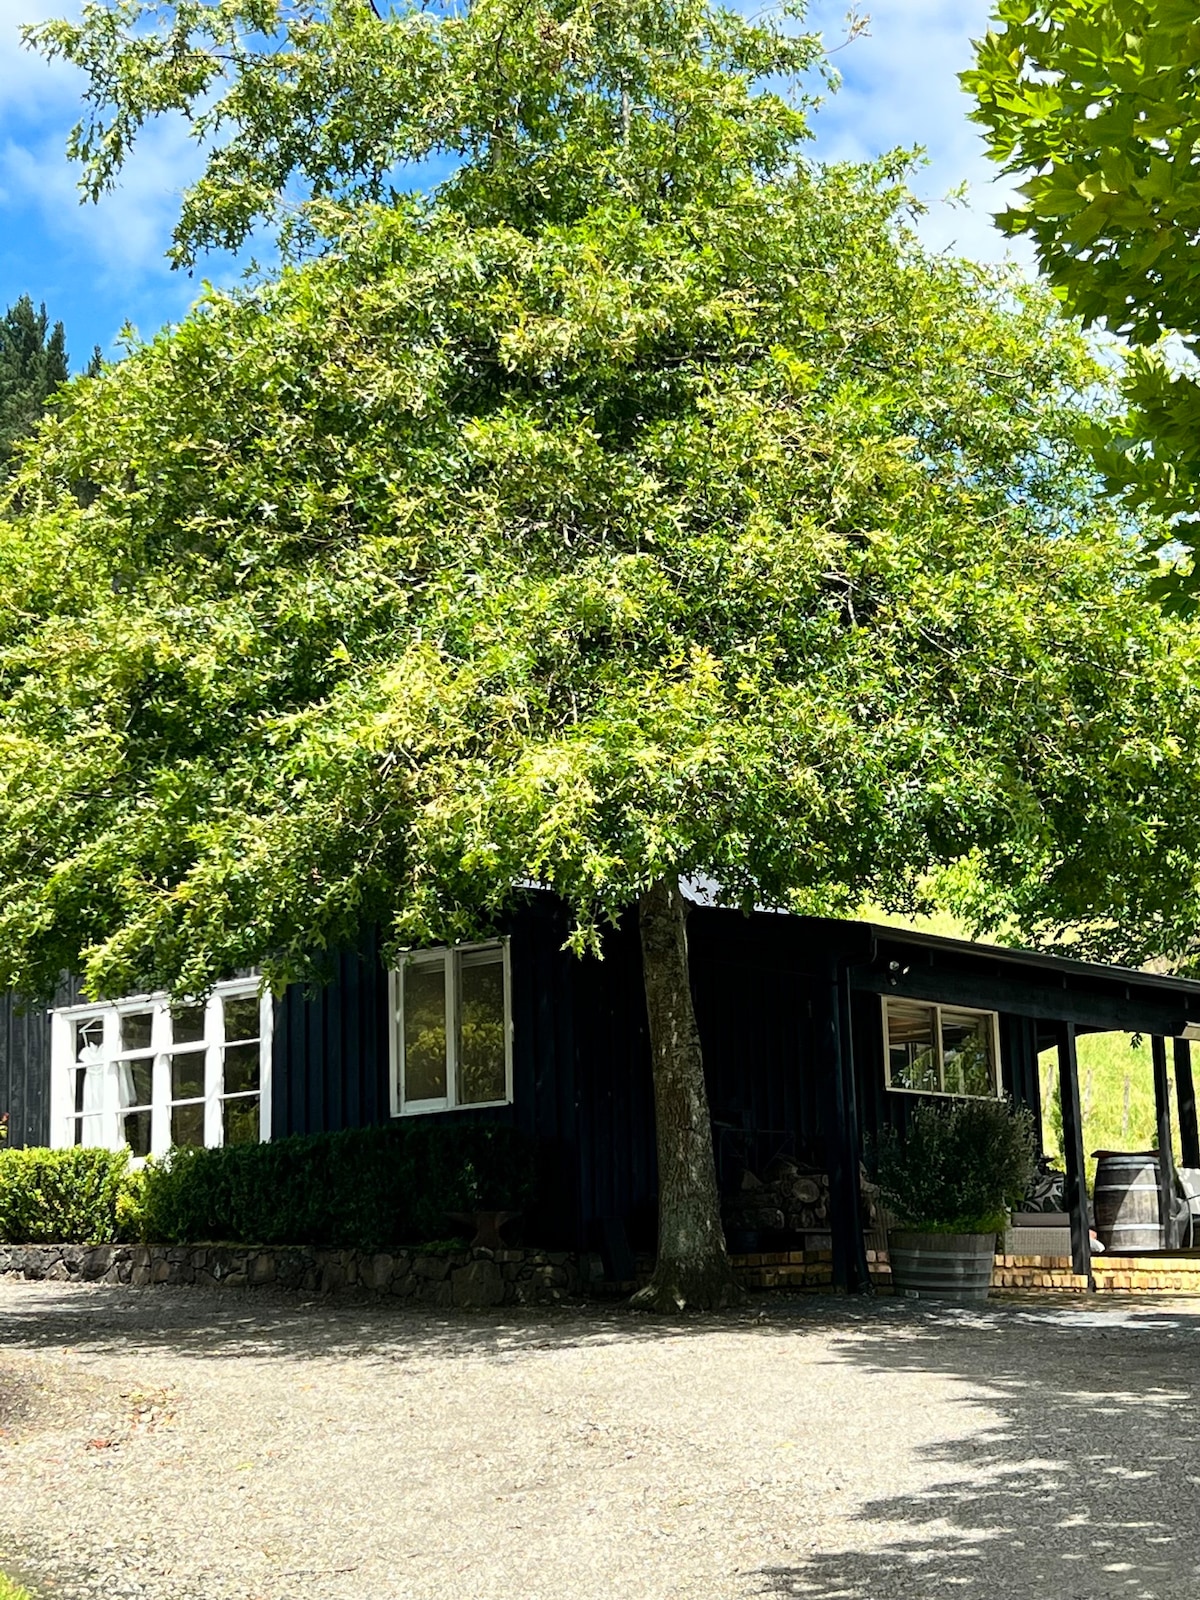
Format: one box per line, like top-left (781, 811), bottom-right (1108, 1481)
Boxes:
top-left (10, 0), bottom-right (1200, 1308)
top-left (966, 1), bottom-right (1200, 607)
top-left (0, 297), bottom-right (70, 476)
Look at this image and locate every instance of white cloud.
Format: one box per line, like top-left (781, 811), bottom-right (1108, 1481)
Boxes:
top-left (0, 0), bottom-right (84, 116)
top-left (2, 117), bottom-right (203, 280)
top-left (0, 0), bottom-right (1037, 353)
top-left (0, 0), bottom-right (210, 282)
top-left (803, 0), bottom-right (1034, 268)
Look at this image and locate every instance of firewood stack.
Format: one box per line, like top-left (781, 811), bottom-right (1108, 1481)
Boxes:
top-left (723, 1156), bottom-right (883, 1241)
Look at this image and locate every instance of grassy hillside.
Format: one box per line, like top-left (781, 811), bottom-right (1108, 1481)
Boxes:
top-left (1038, 1032), bottom-right (1191, 1183)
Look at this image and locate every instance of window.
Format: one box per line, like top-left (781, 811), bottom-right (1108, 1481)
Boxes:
top-left (390, 942), bottom-right (512, 1115)
top-left (50, 983), bottom-right (270, 1156)
top-left (883, 997), bottom-right (1000, 1098)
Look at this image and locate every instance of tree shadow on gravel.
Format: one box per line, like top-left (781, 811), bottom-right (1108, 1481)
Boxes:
top-left (749, 1301), bottom-right (1200, 1600)
top-left (0, 1278), bottom-right (890, 1364)
top-left (0, 1278), bottom-right (1081, 1370)
top-left (6, 1286), bottom-right (1200, 1599)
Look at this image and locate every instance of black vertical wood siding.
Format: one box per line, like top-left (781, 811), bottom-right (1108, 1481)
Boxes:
top-left (0, 993), bottom-right (51, 1149)
top-left (272, 929), bottom-right (391, 1137)
top-left (689, 912), bottom-right (827, 1181)
top-left (265, 904), bottom-right (1066, 1244)
top-left (267, 901), bottom-right (658, 1249)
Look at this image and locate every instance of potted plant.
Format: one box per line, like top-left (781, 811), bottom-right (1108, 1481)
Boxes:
top-left (876, 1097), bottom-right (1037, 1302)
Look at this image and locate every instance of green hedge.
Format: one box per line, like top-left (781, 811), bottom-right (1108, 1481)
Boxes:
top-left (0, 1147), bottom-right (138, 1244)
top-left (0, 1125), bottom-right (537, 1250)
top-left (137, 1122), bottom-right (538, 1249)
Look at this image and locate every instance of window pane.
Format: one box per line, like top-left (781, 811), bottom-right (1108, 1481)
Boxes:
top-left (459, 959), bottom-right (506, 1105)
top-left (75, 1018), bottom-right (104, 1061)
top-left (73, 1067), bottom-right (87, 1116)
top-left (171, 1102), bottom-right (205, 1148)
top-left (122, 1109), bottom-right (151, 1157)
top-left (223, 1095), bottom-right (259, 1146)
top-left (223, 1042), bottom-right (260, 1096)
top-left (403, 960), bottom-right (447, 1101)
top-left (886, 1000), bottom-right (940, 1093)
top-left (171, 1003), bottom-right (206, 1045)
top-left (76, 1112), bottom-right (105, 1148)
top-left (223, 995), bottom-right (260, 1043)
top-left (941, 1010), bottom-right (996, 1097)
top-left (171, 1053), bottom-right (205, 1101)
top-left (120, 1011), bottom-right (154, 1053)
top-left (120, 1058), bottom-right (154, 1108)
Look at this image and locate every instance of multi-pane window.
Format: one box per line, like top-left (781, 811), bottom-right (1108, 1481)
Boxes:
top-left (390, 942), bottom-right (512, 1115)
top-left (51, 983), bottom-right (269, 1155)
top-left (883, 998), bottom-right (1000, 1099)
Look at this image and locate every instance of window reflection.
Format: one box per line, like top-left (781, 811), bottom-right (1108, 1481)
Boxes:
top-left (886, 1000), bottom-right (940, 1093)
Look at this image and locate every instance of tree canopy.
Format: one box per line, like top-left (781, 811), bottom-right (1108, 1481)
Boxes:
top-left (0, 297), bottom-right (71, 476)
top-left (4, 2), bottom-right (1200, 1006)
top-left (15, 0), bottom-right (1200, 1309)
top-left (966, 1), bottom-right (1200, 607)
top-left (27, 0), bottom-right (830, 268)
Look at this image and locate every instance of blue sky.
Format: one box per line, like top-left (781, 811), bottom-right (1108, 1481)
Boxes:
top-left (0, 0), bottom-right (1029, 369)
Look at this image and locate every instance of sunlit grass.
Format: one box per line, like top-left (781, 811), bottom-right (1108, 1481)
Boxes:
top-left (1038, 1032), bottom-right (1190, 1181)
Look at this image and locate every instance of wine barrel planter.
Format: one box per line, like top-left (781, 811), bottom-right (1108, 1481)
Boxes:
top-left (1093, 1150), bottom-right (1163, 1253)
top-left (887, 1231), bottom-right (996, 1303)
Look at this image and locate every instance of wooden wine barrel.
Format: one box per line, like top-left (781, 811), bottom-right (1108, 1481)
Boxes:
top-left (887, 1231), bottom-right (996, 1302)
top-left (1093, 1151), bottom-right (1163, 1253)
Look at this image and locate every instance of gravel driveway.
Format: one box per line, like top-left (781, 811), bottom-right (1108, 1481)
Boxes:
top-left (1, 1281), bottom-right (1199, 1599)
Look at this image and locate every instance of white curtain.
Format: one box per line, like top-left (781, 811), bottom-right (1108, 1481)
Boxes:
top-left (76, 1045), bottom-right (119, 1146)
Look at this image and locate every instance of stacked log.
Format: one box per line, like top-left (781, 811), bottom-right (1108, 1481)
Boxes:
top-left (723, 1156), bottom-right (882, 1239)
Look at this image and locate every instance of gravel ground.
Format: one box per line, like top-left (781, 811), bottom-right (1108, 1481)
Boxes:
top-left (1, 1282), bottom-right (1199, 1600)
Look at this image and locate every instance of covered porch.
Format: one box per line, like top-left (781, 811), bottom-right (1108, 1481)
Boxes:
top-left (805, 918), bottom-right (1200, 1295)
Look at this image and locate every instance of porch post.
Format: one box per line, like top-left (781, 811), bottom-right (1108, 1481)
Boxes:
top-left (1055, 1021), bottom-right (1092, 1281)
top-left (1174, 1039), bottom-right (1200, 1170)
top-left (821, 957), bottom-right (867, 1293)
top-left (1152, 1035), bottom-right (1177, 1245)
top-left (837, 963), bottom-right (872, 1294)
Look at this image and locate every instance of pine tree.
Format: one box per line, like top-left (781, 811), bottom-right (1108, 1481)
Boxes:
top-left (0, 297), bottom-right (72, 475)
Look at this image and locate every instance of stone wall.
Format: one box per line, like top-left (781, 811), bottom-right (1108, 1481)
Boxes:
top-left (11, 1241), bottom-right (1195, 1302)
top-left (0, 1242), bottom-right (584, 1308)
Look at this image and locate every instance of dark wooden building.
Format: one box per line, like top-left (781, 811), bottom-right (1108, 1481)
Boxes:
top-left (5, 892), bottom-right (1200, 1287)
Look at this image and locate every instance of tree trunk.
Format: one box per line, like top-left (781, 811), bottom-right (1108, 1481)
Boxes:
top-left (631, 876), bottom-right (743, 1313)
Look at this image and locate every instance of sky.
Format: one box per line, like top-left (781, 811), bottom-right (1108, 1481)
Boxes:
top-left (0, 0), bottom-right (1031, 368)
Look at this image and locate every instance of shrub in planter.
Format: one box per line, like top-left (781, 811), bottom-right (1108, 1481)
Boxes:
top-left (137, 1122), bottom-right (538, 1250)
top-left (0, 1147), bottom-right (138, 1244)
top-left (876, 1098), bottom-right (1037, 1301)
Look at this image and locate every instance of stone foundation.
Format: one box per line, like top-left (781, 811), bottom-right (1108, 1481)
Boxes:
top-left (0, 1242), bottom-right (583, 1307)
top-left (8, 1242), bottom-right (1199, 1304)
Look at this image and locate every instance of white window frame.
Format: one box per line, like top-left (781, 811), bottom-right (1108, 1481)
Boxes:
top-left (49, 981), bottom-right (273, 1157)
top-left (388, 940), bottom-right (513, 1117)
top-left (882, 996), bottom-right (1002, 1100)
